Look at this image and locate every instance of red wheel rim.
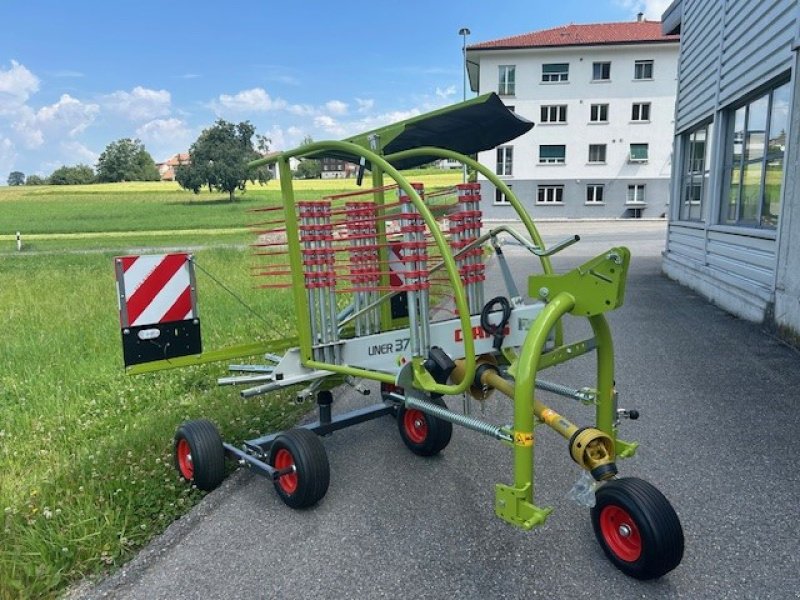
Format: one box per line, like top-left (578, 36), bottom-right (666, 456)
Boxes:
top-left (600, 505), bottom-right (642, 562)
top-left (176, 438), bottom-right (194, 479)
top-left (402, 409), bottom-right (428, 444)
top-left (274, 448), bottom-right (298, 494)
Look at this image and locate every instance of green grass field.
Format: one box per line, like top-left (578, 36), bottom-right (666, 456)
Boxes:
top-left (0, 170), bottom-right (460, 599)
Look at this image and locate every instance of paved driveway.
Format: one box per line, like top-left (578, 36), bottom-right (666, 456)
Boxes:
top-left (81, 221), bottom-right (800, 599)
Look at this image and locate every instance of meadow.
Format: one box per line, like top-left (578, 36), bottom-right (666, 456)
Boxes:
top-left (0, 171), bottom-right (460, 598)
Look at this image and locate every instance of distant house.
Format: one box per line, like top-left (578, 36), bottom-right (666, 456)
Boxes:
top-left (320, 156), bottom-right (358, 179)
top-left (156, 153), bottom-right (190, 181)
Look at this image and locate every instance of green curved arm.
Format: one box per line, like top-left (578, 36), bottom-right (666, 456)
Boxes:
top-left (383, 147), bottom-right (553, 276)
top-left (250, 142), bottom-right (475, 396)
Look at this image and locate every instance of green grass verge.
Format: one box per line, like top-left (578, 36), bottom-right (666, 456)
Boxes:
top-left (0, 171), bottom-right (461, 598)
top-left (0, 246), bottom-right (312, 599)
top-left (0, 171), bottom-right (461, 236)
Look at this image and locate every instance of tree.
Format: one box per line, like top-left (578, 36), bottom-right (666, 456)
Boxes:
top-left (294, 159), bottom-right (322, 180)
top-left (25, 174), bottom-right (46, 185)
top-left (293, 136), bottom-right (321, 179)
top-left (96, 138), bottom-right (160, 182)
top-left (176, 120), bottom-right (271, 201)
top-left (49, 164), bottom-right (95, 185)
top-left (7, 171), bottom-right (24, 186)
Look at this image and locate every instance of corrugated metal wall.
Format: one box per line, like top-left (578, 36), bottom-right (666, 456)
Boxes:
top-left (675, 1), bottom-right (723, 132)
top-left (666, 0), bottom-right (798, 321)
top-left (676, 0), bottom-right (797, 133)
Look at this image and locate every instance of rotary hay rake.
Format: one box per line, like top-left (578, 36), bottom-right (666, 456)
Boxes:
top-left (114, 93), bottom-right (683, 580)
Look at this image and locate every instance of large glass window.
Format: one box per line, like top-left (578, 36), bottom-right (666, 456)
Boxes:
top-left (495, 184), bottom-right (512, 205)
top-left (499, 65), bottom-right (515, 95)
top-left (542, 63), bottom-right (569, 82)
top-left (541, 105), bottom-right (567, 123)
top-left (632, 102), bottom-right (651, 121)
top-left (586, 184), bottom-right (604, 204)
top-left (592, 62), bottom-right (611, 81)
top-left (588, 144), bottom-right (607, 163)
top-left (629, 143), bottom-right (649, 162)
top-left (496, 145), bottom-right (513, 176)
top-left (721, 80), bottom-right (790, 228)
top-left (590, 104), bottom-right (609, 122)
top-left (627, 184), bottom-right (646, 204)
top-left (539, 145), bottom-right (566, 164)
top-left (679, 123), bottom-right (712, 221)
top-left (537, 185), bottom-right (564, 203)
top-left (634, 60), bottom-right (653, 80)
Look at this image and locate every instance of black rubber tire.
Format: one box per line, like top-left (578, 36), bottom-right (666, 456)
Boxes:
top-left (591, 477), bottom-right (684, 580)
top-left (397, 397), bottom-right (452, 456)
top-left (173, 419), bottom-right (226, 492)
top-left (268, 428), bottom-right (330, 509)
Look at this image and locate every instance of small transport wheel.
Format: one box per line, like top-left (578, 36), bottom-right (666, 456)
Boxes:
top-left (397, 397), bottom-right (452, 457)
top-left (174, 419), bottom-right (226, 492)
top-left (591, 477), bottom-right (684, 580)
top-left (268, 428), bottom-right (330, 509)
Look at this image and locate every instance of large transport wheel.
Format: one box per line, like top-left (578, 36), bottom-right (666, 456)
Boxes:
top-left (268, 428), bottom-right (330, 509)
top-left (174, 419), bottom-right (226, 492)
top-left (591, 477), bottom-right (684, 580)
top-left (397, 397), bottom-right (452, 457)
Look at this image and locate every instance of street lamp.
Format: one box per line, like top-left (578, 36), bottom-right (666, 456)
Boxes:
top-left (458, 27), bottom-right (470, 182)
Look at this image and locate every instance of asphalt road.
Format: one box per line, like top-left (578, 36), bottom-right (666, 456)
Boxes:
top-left (79, 221), bottom-right (800, 600)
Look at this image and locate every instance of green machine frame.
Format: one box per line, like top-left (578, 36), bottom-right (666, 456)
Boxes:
top-left (133, 92), bottom-right (683, 581)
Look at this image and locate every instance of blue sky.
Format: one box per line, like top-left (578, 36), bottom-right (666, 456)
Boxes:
top-left (0, 0), bottom-right (669, 180)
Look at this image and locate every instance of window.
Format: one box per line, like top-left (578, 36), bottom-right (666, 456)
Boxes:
top-left (588, 144), bottom-right (607, 163)
top-left (586, 185), bottom-right (604, 204)
top-left (590, 104), bottom-right (609, 122)
top-left (679, 123), bottom-right (712, 221)
top-left (496, 145), bottom-right (513, 176)
top-left (592, 62), bottom-right (611, 81)
top-left (632, 102), bottom-right (651, 121)
top-left (499, 65), bottom-right (515, 95)
top-left (495, 184), bottom-right (513, 205)
top-left (542, 63), bottom-right (569, 82)
top-left (721, 80), bottom-right (790, 229)
top-left (539, 145), bottom-right (566, 164)
top-left (537, 185), bottom-right (564, 204)
top-left (634, 60), bottom-right (653, 80)
top-left (540, 105), bottom-right (567, 123)
top-left (627, 184), bottom-right (646, 204)
top-left (629, 143), bottom-right (649, 162)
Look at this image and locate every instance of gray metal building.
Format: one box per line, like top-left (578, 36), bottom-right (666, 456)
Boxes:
top-left (661, 0), bottom-right (800, 340)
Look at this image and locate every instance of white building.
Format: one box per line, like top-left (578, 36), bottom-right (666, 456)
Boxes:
top-left (465, 18), bottom-right (680, 219)
top-left (661, 0), bottom-right (800, 339)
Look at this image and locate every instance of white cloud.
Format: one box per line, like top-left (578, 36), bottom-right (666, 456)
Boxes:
top-left (136, 117), bottom-right (191, 143)
top-left (212, 88), bottom-right (287, 114)
top-left (0, 60), bottom-right (39, 113)
top-left (325, 100), bottom-right (348, 115)
top-left (355, 98), bottom-right (374, 113)
top-left (59, 140), bottom-right (97, 165)
top-left (0, 136), bottom-right (18, 178)
top-left (136, 118), bottom-right (194, 162)
top-left (313, 114), bottom-right (346, 136)
top-left (614, 0), bottom-right (672, 19)
top-left (103, 86), bottom-right (171, 121)
top-left (12, 94), bottom-right (99, 149)
top-left (287, 103), bottom-right (316, 116)
top-left (435, 86), bottom-right (456, 99)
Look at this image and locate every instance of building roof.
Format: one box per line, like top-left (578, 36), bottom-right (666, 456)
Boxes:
top-left (468, 20), bottom-right (679, 51)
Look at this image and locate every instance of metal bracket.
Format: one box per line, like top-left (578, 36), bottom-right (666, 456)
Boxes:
top-left (494, 482), bottom-right (552, 530)
top-left (528, 247), bottom-right (631, 317)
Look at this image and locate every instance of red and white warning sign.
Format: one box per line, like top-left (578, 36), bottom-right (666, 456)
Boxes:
top-left (116, 253), bottom-right (196, 327)
top-left (114, 253), bottom-right (201, 368)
